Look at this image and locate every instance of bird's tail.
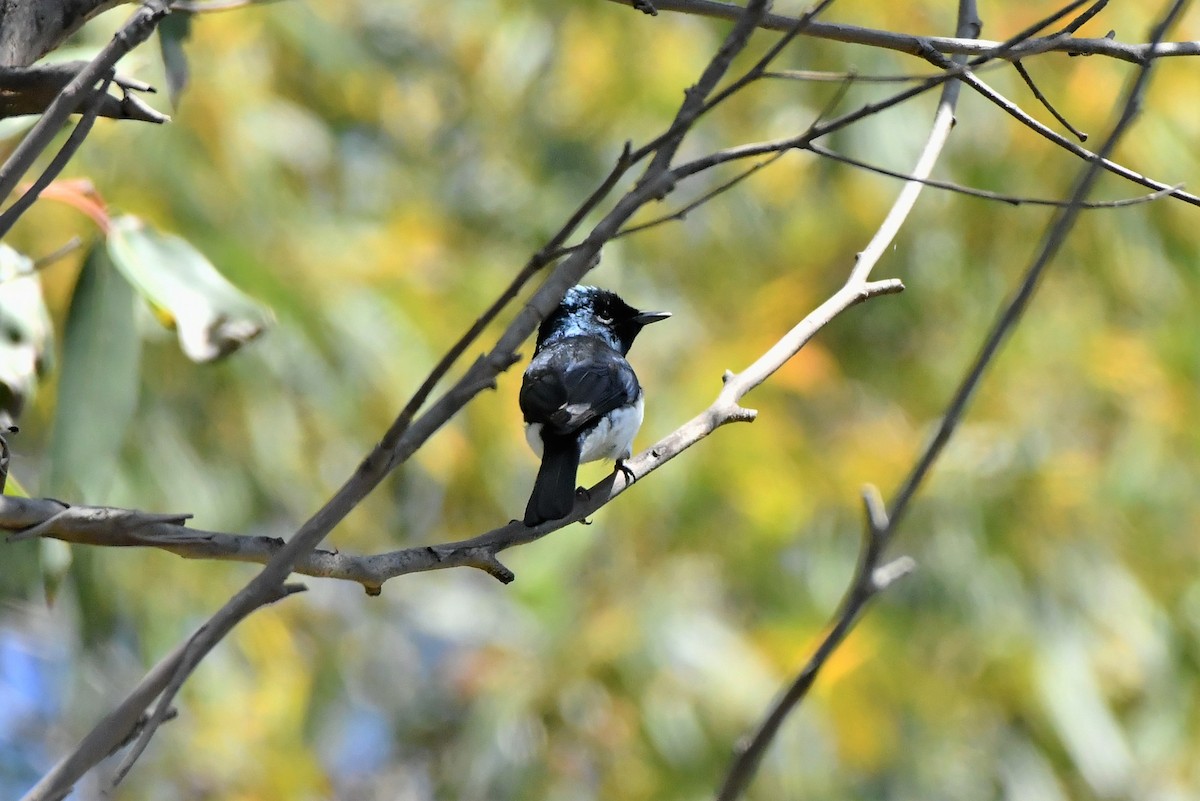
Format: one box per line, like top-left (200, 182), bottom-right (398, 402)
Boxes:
top-left (523, 436), bottom-right (581, 525)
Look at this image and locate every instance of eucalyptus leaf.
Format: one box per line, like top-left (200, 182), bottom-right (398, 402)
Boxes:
top-left (158, 13), bottom-right (192, 107)
top-left (106, 215), bottom-right (272, 362)
top-left (46, 244), bottom-right (141, 502)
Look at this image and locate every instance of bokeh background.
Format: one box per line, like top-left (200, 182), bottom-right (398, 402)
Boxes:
top-left (4, 0), bottom-right (1200, 798)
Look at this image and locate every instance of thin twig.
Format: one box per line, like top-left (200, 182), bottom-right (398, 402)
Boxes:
top-left (885, 0), bottom-right (1187, 535)
top-left (711, 3), bottom-right (980, 797)
top-left (760, 63), bottom-right (1003, 83)
top-left (1055, 0), bottom-right (1109, 36)
top-left (0, 0), bottom-right (170, 219)
top-left (700, 0), bottom-right (840, 111)
top-left (960, 68), bottom-right (1198, 205)
top-left (714, 488), bottom-right (914, 801)
top-left (637, 0), bottom-right (775, 177)
top-left (31, 237), bottom-right (84, 271)
top-left (667, 0), bottom-right (1096, 184)
top-left (606, 0), bottom-right (1199, 64)
top-left (611, 154), bottom-right (785, 242)
top-left (1012, 60), bottom-right (1088, 141)
top-left (806, 143), bottom-right (1177, 208)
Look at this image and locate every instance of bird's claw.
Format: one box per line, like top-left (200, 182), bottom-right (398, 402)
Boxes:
top-left (615, 460), bottom-right (637, 484)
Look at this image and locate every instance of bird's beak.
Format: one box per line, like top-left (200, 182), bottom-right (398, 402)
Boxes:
top-left (633, 310), bottom-right (671, 326)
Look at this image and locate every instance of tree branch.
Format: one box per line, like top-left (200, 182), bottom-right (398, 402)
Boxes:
top-left (0, 275), bottom-right (907, 594)
top-left (13, 1), bottom-right (832, 793)
top-left (0, 62), bottom-right (165, 123)
top-left (805, 143), bottom-right (1178, 208)
top-left (0, 0), bottom-right (171, 220)
top-left (0, 0), bottom-right (122, 67)
top-left (611, 0), bottom-right (1199, 64)
top-left (12, 0), bottom-right (1195, 796)
top-left (714, 1), bottom-right (1185, 798)
top-left (712, 0), bottom-right (978, 794)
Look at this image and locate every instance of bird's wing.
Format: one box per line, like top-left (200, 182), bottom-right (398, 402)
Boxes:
top-left (520, 346), bottom-right (639, 436)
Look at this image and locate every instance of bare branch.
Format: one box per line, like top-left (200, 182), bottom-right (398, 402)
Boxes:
top-left (608, 153), bottom-right (785, 243)
top-left (636, 0), bottom-right (775, 177)
top-left (0, 62), bottom-right (165, 122)
top-left (610, 0), bottom-right (1199, 64)
top-left (0, 0), bottom-right (171, 222)
top-left (1013, 60), bottom-right (1088, 141)
top-left (957, 68), bottom-right (1200, 206)
top-left (15, 1), bottom-right (839, 791)
top-left (713, 484), bottom-right (914, 801)
top-left (806, 143), bottom-right (1179, 208)
top-left (711, 1), bottom-right (979, 794)
top-left (886, 0), bottom-right (1188, 535)
top-left (13, 0), bottom-right (1195, 795)
top-left (0, 276), bottom-right (906, 594)
top-left (1054, 0), bottom-right (1109, 36)
top-left (0, 73), bottom-right (112, 238)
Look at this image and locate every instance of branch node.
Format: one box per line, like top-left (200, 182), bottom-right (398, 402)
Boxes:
top-left (862, 278), bottom-right (906, 297)
top-left (721, 369), bottom-right (736, 384)
top-left (860, 483), bottom-right (889, 537)
top-left (729, 405), bottom-right (758, 423)
top-left (872, 555), bottom-right (917, 591)
top-left (475, 552), bottom-right (515, 584)
top-left (277, 582), bottom-right (308, 600)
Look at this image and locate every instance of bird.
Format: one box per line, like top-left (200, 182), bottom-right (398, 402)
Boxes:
top-left (520, 285), bottom-right (670, 526)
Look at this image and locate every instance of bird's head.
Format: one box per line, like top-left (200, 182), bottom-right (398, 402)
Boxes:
top-left (537, 285), bottom-right (670, 355)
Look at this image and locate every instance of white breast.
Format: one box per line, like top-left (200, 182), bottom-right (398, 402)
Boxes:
top-left (525, 395), bottom-right (644, 463)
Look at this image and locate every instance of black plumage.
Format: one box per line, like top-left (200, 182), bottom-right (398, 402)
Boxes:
top-left (520, 286), bottom-right (669, 525)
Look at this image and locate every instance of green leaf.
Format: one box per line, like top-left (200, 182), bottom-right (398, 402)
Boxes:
top-left (0, 244), bottom-right (53, 428)
top-left (158, 13), bottom-right (193, 107)
top-left (46, 244), bottom-right (142, 502)
top-left (107, 215), bottom-right (272, 362)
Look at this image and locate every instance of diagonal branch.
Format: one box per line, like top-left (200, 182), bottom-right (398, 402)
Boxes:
top-left (712, 2), bottom-right (980, 797)
top-left (885, 0), bottom-right (1188, 537)
top-left (714, 3), bottom-right (1186, 799)
top-left (14, 1), bottom-right (824, 795)
top-left (805, 143), bottom-right (1178, 209)
top-left (0, 277), bottom-right (905, 593)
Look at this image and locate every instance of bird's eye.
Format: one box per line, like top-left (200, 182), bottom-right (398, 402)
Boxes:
top-left (597, 314), bottom-right (613, 324)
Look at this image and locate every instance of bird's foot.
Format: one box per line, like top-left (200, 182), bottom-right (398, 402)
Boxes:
top-left (631, 0), bottom-right (658, 14)
top-left (614, 459), bottom-right (637, 485)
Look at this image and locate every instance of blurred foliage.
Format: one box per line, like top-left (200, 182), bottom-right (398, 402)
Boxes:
top-left (3, 1), bottom-right (1200, 799)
